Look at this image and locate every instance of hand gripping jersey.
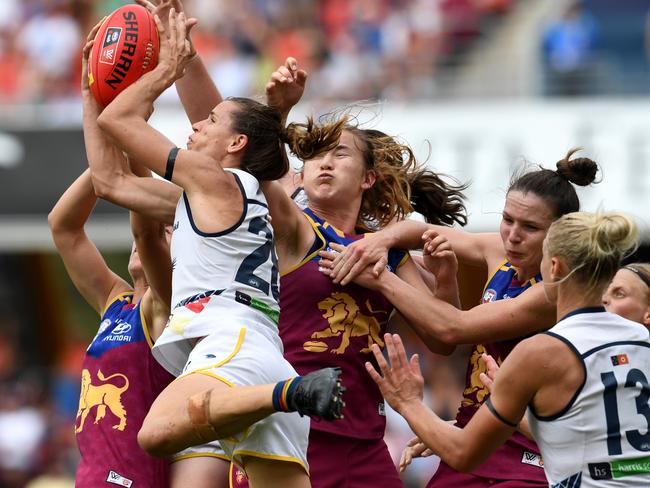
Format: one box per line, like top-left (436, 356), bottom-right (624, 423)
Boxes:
top-left (75, 292), bottom-right (173, 488)
top-left (529, 307), bottom-right (650, 487)
top-left (279, 208), bottom-right (408, 439)
top-left (153, 169), bottom-right (281, 375)
top-left (452, 261), bottom-right (547, 482)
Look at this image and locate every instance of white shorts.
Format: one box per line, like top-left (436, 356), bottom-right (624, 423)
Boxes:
top-left (172, 440), bottom-right (229, 463)
top-left (178, 321), bottom-right (310, 473)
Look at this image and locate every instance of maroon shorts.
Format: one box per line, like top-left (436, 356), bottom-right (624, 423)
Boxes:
top-left (308, 429), bottom-right (403, 488)
top-left (427, 462), bottom-right (547, 488)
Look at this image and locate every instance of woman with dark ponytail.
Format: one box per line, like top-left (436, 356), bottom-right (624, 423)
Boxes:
top-left (368, 211), bottom-right (649, 488)
top-left (322, 148), bottom-right (600, 487)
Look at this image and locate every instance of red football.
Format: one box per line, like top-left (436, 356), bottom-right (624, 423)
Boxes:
top-left (88, 5), bottom-right (159, 106)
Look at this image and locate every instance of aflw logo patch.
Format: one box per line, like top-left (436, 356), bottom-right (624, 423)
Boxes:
top-left (521, 451), bottom-right (544, 468)
top-left (106, 470), bottom-right (133, 486)
top-left (100, 28), bottom-right (121, 65)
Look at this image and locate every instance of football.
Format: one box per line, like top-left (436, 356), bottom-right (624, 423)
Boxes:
top-left (88, 4), bottom-right (159, 106)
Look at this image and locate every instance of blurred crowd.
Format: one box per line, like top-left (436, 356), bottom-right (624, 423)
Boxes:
top-left (0, 0), bottom-right (513, 104)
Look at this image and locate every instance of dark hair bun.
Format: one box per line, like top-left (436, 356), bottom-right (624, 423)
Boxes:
top-left (556, 148), bottom-right (599, 186)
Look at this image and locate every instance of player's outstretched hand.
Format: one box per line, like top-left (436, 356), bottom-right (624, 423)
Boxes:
top-left (154, 8), bottom-right (193, 83)
top-left (266, 57), bottom-right (307, 118)
top-left (399, 436), bottom-right (433, 472)
top-left (318, 235), bottom-right (390, 285)
top-left (422, 229), bottom-right (458, 282)
top-left (479, 353), bottom-right (500, 393)
top-left (365, 333), bottom-right (424, 414)
top-left (136, 0), bottom-right (197, 55)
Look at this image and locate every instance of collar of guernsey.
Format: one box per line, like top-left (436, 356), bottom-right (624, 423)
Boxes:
top-left (482, 260), bottom-right (542, 301)
top-left (302, 207), bottom-right (408, 272)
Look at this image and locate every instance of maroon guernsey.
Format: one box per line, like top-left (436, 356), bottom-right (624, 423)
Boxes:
top-left (432, 262), bottom-right (547, 485)
top-left (279, 208), bottom-right (408, 440)
top-left (75, 292), bottom-right (173, 487)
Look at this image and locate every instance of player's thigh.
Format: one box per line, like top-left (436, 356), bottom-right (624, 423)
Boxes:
top-left (243, 456), bottom-right (310, 488)
top-left (171, 455), bottom-right (230, 488)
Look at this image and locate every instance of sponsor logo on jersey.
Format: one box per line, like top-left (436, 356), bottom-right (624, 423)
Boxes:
top-left (106, 470), bottom-right (133, 487)
top-left (112, 321), bottom-right (132, 335)
top-left (378, 402), bottom-right (386, 417)
top-left (589, 456), bottom-right (650, 480)
top-left (102, 319), bottom-right (133, 342)
top-left (521, 451), bottom-right (544, 468)
top-left (482, 288), bottom-right (498, 303)
top-left (611, 353), bottom-right (629, 366)
top-left (100, 28), bottom-right (121, 65)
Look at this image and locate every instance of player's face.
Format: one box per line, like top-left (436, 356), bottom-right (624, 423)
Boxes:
top-left (500, 191), bottom-right (555, 276)
top-left (603, 269), bottom-right (650, 327)
top-left (301, 130), bottom-right (375, 205)
top-left (188, 101), bottom-right (241, 162)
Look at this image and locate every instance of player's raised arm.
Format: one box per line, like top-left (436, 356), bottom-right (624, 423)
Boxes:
top-left (128, 158), bottom-right (172, 341)
top-left (136, 0), bottom-right (222, 123)
top-left (48, 170), bottom-right (131, 314)
top-left (97, 9), bottom-right (224, 193)
top-left (81, 23), bottom-right (180, 225)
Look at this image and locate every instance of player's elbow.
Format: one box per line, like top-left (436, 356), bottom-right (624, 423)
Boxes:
top-left (47, 208), bottom-right (73, 237)
top-left (47, 209), bottom-right (60, 232)
top-left (137, 420), bottom-right (177, 458)
top-left (444, 447), bottom-right (481, 473)
top-left (435, 324), bottom-right (462, 347)
top-left (95, 110), bottom-right (113, 132)
top-left (90, 172), bottom-right (117, 202)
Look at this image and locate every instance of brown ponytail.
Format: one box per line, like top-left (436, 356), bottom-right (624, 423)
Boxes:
top-left (509, 148), bottom-right (599, 218)
top-left (347, 128), bottom-right (468, 229)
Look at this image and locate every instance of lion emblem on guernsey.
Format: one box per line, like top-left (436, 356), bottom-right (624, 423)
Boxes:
top-left (75, 369), bottom-right (129, 433)
top-left (304, 292), bottom-right (387, 354)
top-left (461, 345), bottom-right (502, 408)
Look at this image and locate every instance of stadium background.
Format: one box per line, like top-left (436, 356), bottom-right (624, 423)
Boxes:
top-left (0, 0), bottom-right (649, 486)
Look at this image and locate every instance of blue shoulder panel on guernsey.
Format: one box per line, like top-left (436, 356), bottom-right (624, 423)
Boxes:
top-left (86, 293), bottom-right (146, 358)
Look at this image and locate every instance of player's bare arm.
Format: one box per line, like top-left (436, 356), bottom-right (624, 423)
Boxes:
top-left (80, 25), bottom-right (180, 224)
top-left (325, 220), bottom-right (503, 285)
top-left (48, 170), bottom-right (131, 314)
top-left (97, 10), bottom-right (242, 233)
top-left (136, 0), bottom-right (222, 123)
top-left (351, 268), bottom-right (555, 345)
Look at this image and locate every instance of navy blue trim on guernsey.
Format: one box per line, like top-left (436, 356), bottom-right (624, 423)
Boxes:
top-left (529, 331), bottom-right (587, 422)
top-left (485, 397), bottom-right (518, 427)
top-left (557, 306), bottom-right (606, 323)
top-left (290, 186), bottom-right (304, 200)
top-left (182, 172), bottom-right (248, 237)
top-left (551, 471), bottom-right (581, 488)
top-left (582, 340), bottom-right (650, 359)
top-left (246, 199), bottom-right (268, 209)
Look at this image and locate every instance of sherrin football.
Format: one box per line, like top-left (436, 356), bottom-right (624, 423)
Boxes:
top-left (88, 4), bottom-right (159, 106)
